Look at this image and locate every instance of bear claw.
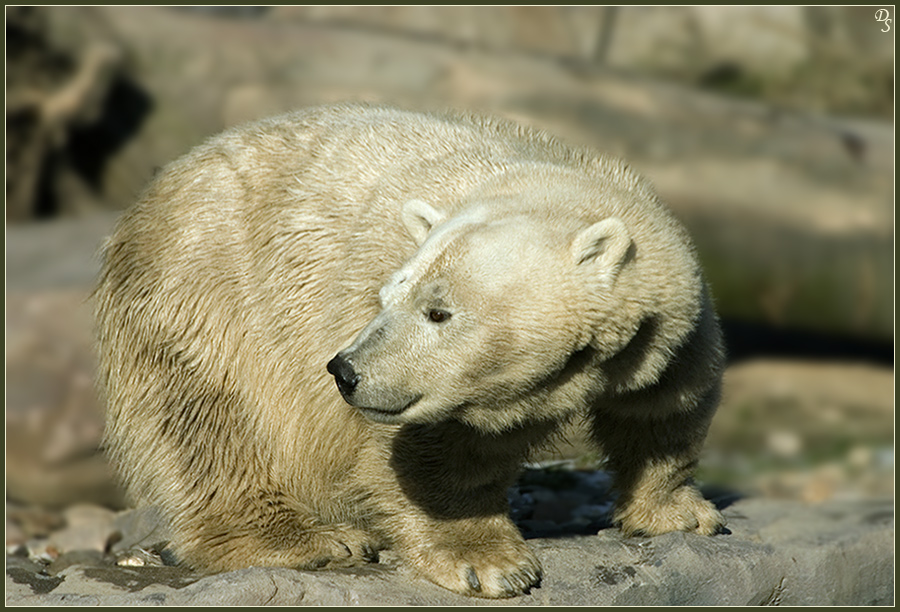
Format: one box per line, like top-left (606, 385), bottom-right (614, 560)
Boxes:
top-left (361, 543), bottom-right (378, 562)
top-left (466, 567), bottom-right (481, 591)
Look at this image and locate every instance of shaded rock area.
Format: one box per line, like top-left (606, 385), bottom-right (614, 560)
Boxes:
top-left (5, 488), bottom-right (894, 606)
top-left (5, 7), bottom-right (149, 221)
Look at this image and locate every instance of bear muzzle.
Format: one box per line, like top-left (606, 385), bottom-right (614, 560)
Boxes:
top-left (327, 353), bottom-right (359, 400)
top-left (327, 353), bottom-right (425, 423)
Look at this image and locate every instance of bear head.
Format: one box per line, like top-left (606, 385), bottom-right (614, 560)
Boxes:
top-left (328, 198), bottom-right (635, 433)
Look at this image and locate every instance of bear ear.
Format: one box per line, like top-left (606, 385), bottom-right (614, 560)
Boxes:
top-left (402, 199), bottom-right (447, 246)
top-left (571, 217), bottom-right (632, 284)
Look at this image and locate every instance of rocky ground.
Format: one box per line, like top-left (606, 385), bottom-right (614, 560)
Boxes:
top-left (5, 467), bottom-right (894, 606)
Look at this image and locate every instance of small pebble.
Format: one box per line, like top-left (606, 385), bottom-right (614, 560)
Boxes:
top-left (36, 551), bottom-right (58, 564)
top-left (115, 546), bottom-right (166, 568)
top-left (6, 544), bottom-right (29, 557)
top-left (117, 555), bottom-right (146, 567)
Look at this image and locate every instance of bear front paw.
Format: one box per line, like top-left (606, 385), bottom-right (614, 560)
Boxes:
top-left (410, 540), bottom-right (542, 598)
top-left (615, 486), bottom-right (725, 537)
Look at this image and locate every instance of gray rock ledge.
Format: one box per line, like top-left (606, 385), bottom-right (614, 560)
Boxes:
top-left (5, 497), bottom-right (893, 606)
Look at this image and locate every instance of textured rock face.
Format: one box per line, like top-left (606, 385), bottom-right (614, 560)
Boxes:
top-left (5, 497), bottom-right (894, 606)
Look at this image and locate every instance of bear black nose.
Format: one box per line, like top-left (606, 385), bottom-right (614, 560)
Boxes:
top-left (327, 354), bottom-right (359, 398)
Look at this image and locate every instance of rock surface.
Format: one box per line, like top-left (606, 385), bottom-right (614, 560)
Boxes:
top-left (6, 213), bottom-right (124, 510)
top-left (269, 5), bottom-right (894, 110)
top-left (5, 496), bottom-right (894, 606)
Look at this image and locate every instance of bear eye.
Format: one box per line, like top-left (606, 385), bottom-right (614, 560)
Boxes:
top-left (427, 309), bottom-right (451, 323)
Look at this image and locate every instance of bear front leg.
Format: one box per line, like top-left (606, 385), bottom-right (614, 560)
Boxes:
top-left (380, 421), bottom-right (545, 598)
top-left (394, 512), bottom-right (542, 598)
top-left (590, 401), bottom-right (725, 537)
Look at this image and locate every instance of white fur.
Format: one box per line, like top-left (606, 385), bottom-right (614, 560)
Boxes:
top-left (95, 104), bottom-right (725, 599)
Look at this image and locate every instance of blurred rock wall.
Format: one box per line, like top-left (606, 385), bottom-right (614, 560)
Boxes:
top-left (8, 5), bottom-right (891, 340)
top-left (274, 6), bottom-right (893, 116)
top-left (6, 6), bottom-right (893, 221)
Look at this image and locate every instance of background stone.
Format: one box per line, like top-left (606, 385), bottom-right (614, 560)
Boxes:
top-left (5, 287), bottom-right (124, 510)
top-left (10, 5), bottom-right (891, 341)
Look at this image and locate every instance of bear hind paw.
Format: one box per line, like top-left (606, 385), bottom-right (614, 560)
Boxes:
top-left (291, 525), bottom-right (382, 569)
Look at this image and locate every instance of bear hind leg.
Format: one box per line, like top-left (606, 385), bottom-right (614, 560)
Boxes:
top-left (178, 494), bottom-right (383, 572)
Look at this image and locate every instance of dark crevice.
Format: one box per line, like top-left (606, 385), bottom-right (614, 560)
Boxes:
top-left (722, 319), bottom-right (893, 366)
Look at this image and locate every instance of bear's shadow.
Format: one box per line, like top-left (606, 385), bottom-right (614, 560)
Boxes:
top-left (509, 466), bottom-right (742, 540)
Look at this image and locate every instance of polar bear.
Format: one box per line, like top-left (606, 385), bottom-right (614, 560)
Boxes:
top-left (94, 103), bottom-right (725, 598)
